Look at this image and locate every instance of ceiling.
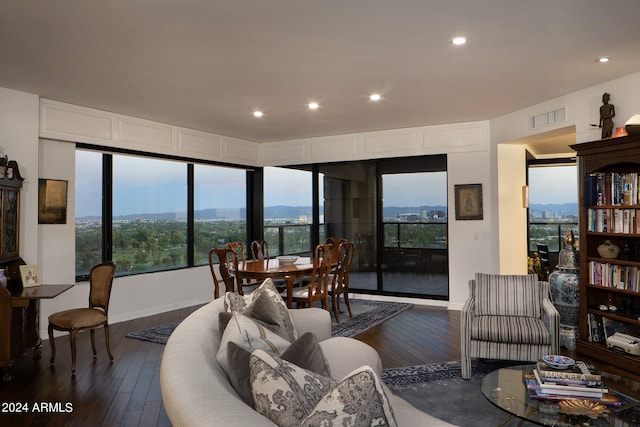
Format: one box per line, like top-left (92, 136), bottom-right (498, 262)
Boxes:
top-left (1, 1), bottom-right (640, 147)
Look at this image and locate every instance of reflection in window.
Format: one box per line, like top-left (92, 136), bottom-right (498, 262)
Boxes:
top-left (75, 150), bottom-right (103, 277)
top-left (194, 164), bottom-right (247, 264)
top-left (263, 167), bottom-right (312, 256)
top-left (112, 155), bottom-right (188, 273)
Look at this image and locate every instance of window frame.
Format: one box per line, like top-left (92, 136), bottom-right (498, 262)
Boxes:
top-left (526, 156), bottom-right (578, 257)
top-left (75, 143), bottom-right (257, 281)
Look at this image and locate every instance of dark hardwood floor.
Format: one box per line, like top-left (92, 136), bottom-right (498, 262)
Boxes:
top-left (0, 302), bottom-right (633, 426)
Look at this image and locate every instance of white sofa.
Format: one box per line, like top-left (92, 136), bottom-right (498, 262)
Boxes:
top-left (160, 297), bottom-right (455, 426)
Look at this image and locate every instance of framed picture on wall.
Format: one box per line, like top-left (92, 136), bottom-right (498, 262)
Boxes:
top-left (455, 183), bottom-right (483, 220)
top-left (38, 179), bottom-right (68, 224)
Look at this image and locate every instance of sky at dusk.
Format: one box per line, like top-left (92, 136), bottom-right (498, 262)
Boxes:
top-left (75, 150), bottom-right (576, 218)
top-left (529, 165), bottom-right (577, 205)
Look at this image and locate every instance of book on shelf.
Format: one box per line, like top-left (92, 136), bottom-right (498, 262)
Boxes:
top-left (524, 375), bottom-right (621, 406)
top-left (532, 370), bottom-right (607, 398)
top-left (587, 313), bottom-right (605, 343)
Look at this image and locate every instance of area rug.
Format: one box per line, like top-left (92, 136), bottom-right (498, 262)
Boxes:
top-left (125, 298), bottom-right (411, 344)
top-left (382, 360), bottom-right (537, 427)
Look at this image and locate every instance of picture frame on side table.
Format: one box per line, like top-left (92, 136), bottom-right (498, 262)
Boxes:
top-left (19, 264), bottom-right (40, 287)
top-left (38, 178), bottom-right (68, 224)
top-left (455, 183), bottom-right (483, 220)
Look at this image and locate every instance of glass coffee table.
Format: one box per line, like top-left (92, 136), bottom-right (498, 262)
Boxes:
top-left (481, 364), bottom-right (640, 426)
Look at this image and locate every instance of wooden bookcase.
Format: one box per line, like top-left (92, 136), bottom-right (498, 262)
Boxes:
top-left (572, 134), bottom-right (640, 376)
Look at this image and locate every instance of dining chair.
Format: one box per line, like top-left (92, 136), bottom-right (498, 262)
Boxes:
top-left (329, 241), bottom-right (355, 322)
top-left (250, 240), bottom-right (270, 261)
top-left (536, 243), bottom-right (551, 279)
top-left (281, 243), bottom-right (332, 310)
top-left (225, 242), bottom-right (262, 295)
top-left (48, 262), bottom-right (116, 374)
top-left (325, 237), bottom-right (346, 273)
top-left (209, 247), bottom-right (236, 298)
top-left (225, 241), bottom-right (246, 264)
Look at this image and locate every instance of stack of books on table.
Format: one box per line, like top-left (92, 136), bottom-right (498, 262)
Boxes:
top-left (525, 360), bottom-right (622, 406)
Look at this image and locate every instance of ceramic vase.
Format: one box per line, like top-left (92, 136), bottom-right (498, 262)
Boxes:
top-left (0, 269), bottom-right (7, 287)
top-left (549, 232), bottom-right (580, 350)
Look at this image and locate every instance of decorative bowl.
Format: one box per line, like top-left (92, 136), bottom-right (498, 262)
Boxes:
top-left (597, 240), bottom-right (620, 259)
top-left (542, 354), bottom-right (575, 369)
top-left (276, 255), bottom-right (299, 265)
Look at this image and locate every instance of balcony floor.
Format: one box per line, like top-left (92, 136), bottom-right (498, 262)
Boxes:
top-left (349, 271), bottom-right (448, 298)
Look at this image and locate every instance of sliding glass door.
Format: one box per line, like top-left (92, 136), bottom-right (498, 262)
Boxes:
top-left (318, 155), bottom-right (449, 299)
top-left (381, 172), bottom-right (448, 297)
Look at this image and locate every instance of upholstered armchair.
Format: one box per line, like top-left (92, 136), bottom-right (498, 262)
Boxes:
top-left (461, 273), bottom-right (559, 379)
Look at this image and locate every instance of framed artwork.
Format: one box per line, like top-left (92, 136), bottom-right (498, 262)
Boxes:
top-left (455, 184), bottom-right (483, 220)
top-left (38, 179), bottom-right (68, 224)
top-left (20, 264), bottom-right (40, 287)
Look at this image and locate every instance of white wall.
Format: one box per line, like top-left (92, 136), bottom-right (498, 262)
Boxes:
top-left (496, 144), bottom-right (528, 273)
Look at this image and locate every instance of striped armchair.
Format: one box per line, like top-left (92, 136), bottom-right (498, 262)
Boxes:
top-left (460, 273), bottom-right (560, 379)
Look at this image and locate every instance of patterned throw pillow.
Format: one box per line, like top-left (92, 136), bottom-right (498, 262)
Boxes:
top-left (250, 349), bottom-right (337, 427)
top-left (301, 365), bottom-right (398, 427)
top-left (227, 332), bottom-right (333, 407)
top-left (250, 350), bottom-right (397, 427)
top-left (224, 278), bottom-right (297, 342)
top-left (474, 273), bottom-right (542, 318)
top-left (216, 313), bottom-right (291, 375)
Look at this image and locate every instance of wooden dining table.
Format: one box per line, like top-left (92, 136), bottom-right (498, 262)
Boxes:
top-left (233, 257), bottom-right (314, 283)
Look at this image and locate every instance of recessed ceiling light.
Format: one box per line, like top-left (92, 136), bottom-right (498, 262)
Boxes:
top-left (452, 36), bottom-right (467, 46)
top-left (597, 57), bottom-right (611, 63)
top-left (308, 102), bottom-right (319, 110)
top-left (369, 94), bottom-right (382, 101)
top-left (253, 110), bottom-right (264, 118)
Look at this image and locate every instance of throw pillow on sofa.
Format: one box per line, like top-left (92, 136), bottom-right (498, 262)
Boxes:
top-left (227, 332), bottom-right (333, 407)
top-left (250, 349), bottom-right (397, 427)
top-left (301, 365), bottom-right (397, 427)
top-left (224, 278), bottom-right (297, 342)
top-left (250, 349), bottom-right (337, 427)
top-left (216, 312), bottom-right (291, 375)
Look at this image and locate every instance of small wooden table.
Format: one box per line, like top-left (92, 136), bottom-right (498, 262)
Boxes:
top-left (1, 284), bottom-right (73, 380)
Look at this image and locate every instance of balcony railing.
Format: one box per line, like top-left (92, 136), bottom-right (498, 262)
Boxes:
top-left (528, 221), bottom-right (579, 252)
top-left (383, 221), bottom-right (447, 249)
top-left (264, 223), bottom-right (312, 256)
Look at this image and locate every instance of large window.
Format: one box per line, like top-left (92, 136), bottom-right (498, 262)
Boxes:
top-left (75, 150), bottom-right (103, 277)
top-left (271, 155), bottom-right (448, 299)
top-left (193, 164), bottom-right (247, 264)
top-left (528, 162), bottom-right (578, 256)
top-left (112, 155), bottom-right (188, 273)
top-left (263, 167), bottom-right (313, 256)
top-left (75, 148), bottom-right (248, 279)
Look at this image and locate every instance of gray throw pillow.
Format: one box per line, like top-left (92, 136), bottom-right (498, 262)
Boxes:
top-left (227, 332), bottom-right (332, 407)
top-left (224, 278), bottom-right (297, 342)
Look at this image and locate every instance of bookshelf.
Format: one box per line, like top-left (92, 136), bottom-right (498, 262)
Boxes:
top-left (572, 134), bottom-right (640, 376)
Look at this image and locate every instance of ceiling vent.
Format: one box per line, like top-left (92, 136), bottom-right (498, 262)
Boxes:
top-left (530, 107), bottom-right (566, 129)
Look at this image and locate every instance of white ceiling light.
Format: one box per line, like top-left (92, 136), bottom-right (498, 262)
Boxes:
top-left (369, 93), bottom-right (382, 101)
top-left (452, 36), bottom-right (467, 46)
top-left (253, 110), bottom-right (264, 118)
top-left (308, 102), bottom-right (319, 110)
top-left (598, 57), bottom-right (611, 63)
